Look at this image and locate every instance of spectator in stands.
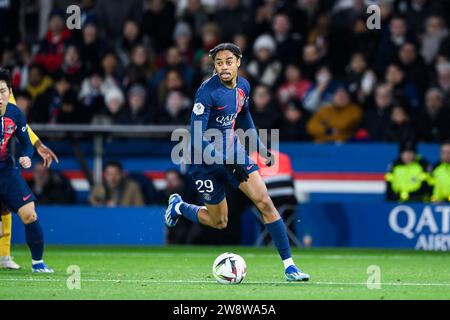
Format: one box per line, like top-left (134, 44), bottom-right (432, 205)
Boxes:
top-left (158, 69), bottom-right (187, 109)
top-left (158, 90), bottom-right (191, 124)
top-left (395, 0), bottom-right (444, 36)
top-left (89, 161), bottom-right (145, 207)
top-left (302, 65), bottom-right (343, 112)
top-left (420, 16), bottom-right (448, 66)
top-left (173, 22), bottom-right (195, 66)
top-left (59, 45), bottom-right (85, 89)
top-left (436, 62), bottom-right (450, 106)
top-left (178, 0), bottom-right (209, 40)
top-left (95, 0), bottom-right (143, 48)
top-left (359, 84), bottom-right (393, 141)
top-left (385, 140), bottom-right (432, 202)
top-left (34, 8), bottom-right (73, 74)
top-left (97, 87), bottom-right (127, 124)
top-left (122, 83), bottom-right (154, 124)
top-left (214, 0), bottom-right (250, 42)
top-left (417, 88), bottom-right (450, 142)
top-left (300, 44), bottom-right (326, 82)
top-left (376, 15), bottom-right (415, 73)
top-left (396, 42), bottom-right (429, 95)
top-left (79, 20), bottom-right (108, 77)
top-left (271, 12), bottom-right (302, 66)
top-left (193, 22), bottom-right (221, 66)
top-left (123, 44), bottom-right (155, 86)
top-left (14, 90), bottom-right (33, 121)
top-left (384, 63), bottom-right (421, 110)
top-left (10, 41), bottom-right (33, 90)
top-left (26, 64), bottom-right (53, 123)
top-left (248, 84), bottom-right (281, 130)
top-left (48, 72), bottom-right (79, 123)
top-left (307, 86), bottom-right (362, 143)
top-left (152, 46), bottom-right (194, 89)
top-left (279, 99), bottom-right (311, 142)
top-left (246, 34), bottom-right (283, 88)
top-left (30, 162), bottom-right (76, 204)
top-left (117, 20), bottom-right (143, 67)
top-left (277, 64), bottom-right (311, 110)
top-left (142, 0), bottom-right (176, 54)
top-left (101, 52), bottom-right (123, 88)
top-left (345, 53), bottom-right (377, 106)
top-left (430, 141), bottom-right (450, 202)
top-left (384, 105), bottom-right (416, 143)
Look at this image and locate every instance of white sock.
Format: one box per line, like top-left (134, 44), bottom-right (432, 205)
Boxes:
top-left (32, 259), bottom-right (43, 265)
top-left (174, 202), bottom-right (182, 216)
top-left (283, 258), bottom-right (294, 269)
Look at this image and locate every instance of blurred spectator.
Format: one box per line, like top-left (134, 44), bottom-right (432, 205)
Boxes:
top-left (430, 141), bottom-right (450, 202)
top-left (303, 65), bottom-right (342, 112)
top-left (385, 140), bottom-right (432, 202)
top-left (417, 88), bottom-right (450, 142)
top-left (246, 34), bottom-right (282, 88)
top-left (142, 0), bottom-right (177, 54)
top-left (248, 84), bottom-right (281, 130)
top-left (96, 87), bottom-right (127, 124)
top-left (376, 16), bottom-right (415, 73)
top-left (158, 69), bottom-right (188, 109)
top-left (79, 20), bottom-right (108, 77)
top-left (279, 99), bottom-right (310, 141)
top-left (122, 83), bottom-right (155, 124)
top-left (34, 9), bottom-right (73, 74)
top-left (48, 72), bottom-right (79, 123)
top-left (384, 105), bottom-right (416, 143)
top-left (79, 68), bottom-right (108, 122)
top-left (193, 22), bottom-right (221, 65)
top-left (117, 20), bottom-right (143, 67)
top-left (95, 0), bottom-right (143, 47)
top-left (384, 64), bottom-right (421, 110)
top-left (420, 15), bottom-right (448, 65)
top-left (14, 90), bottom-right (33, 121)
top-left (158, 90), bottom-right (191, 124)
top-left (173, 22), bottom-right (195, 65)
top-left (26, 64), bottom-right (53, 123)
top-left (395, 0), bottom-right (444, 36)
top-left (30, 162), bottom-right (76, 204)
top-left (178, 0), bottom-right (209, 39)
top-left (359, 84), bottom-right (393, 141)
top-left (300, 44), bottom-right (325, 81)
top-left (345, 53), bottom-right (377, 106)
top-left (153, 46), bottom-right (194, 89)
top-left (214, 0), bottom-right (250, 42)
top-left (89, 161), bottom-right (145, 207)
top-left (101, 52), bottom-right (123, 88)
top-left (396, 42), bottom-right (429, 95)
top-left (56, 91), bottom-right (83, 124)
top-left (123, 44), bottom-right (155, 86)
top-left (436, 62), bottom-right (450, 106)
top-left (271, 12), bottom-right (302, 65)
top-left (277, 64), bottom-right (311, 109)
top-left (10, 41), bottom-right (33, 90)
top-left (307, 87), bottom-right (362, 143)
top-left (59, 45), bottom-right (85, 88)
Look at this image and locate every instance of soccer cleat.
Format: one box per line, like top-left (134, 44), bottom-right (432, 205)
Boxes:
top-left (0, 256), bottom-right (21, 270)
top-left (165, 193), bottom-right (183, 227)
top-left (285, 265), bottom-right (310, 282)
top-left (31, 262), bottom-right (54, 273)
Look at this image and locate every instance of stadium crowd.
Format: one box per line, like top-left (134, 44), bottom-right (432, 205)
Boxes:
top-left (1, 0), bottom-right (449, 143)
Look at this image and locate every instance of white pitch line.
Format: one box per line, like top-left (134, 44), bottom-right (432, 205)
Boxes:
top-left (1, 278), bottom-right (450, 287)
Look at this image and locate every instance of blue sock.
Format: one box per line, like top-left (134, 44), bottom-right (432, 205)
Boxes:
top-left (25, 219), bottom-right (44, 261)
top-left (266, 219), bottom-right (291, 261)
top-left (178, 202), bottom-right (200, 223)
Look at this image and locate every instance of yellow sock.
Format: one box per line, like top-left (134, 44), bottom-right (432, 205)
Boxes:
top-left (0, 212), bottom-right (12, 257)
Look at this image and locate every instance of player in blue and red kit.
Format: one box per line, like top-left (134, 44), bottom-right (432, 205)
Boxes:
top-left (0, 69), bottom-right (53, 272)
top-left (165, 44), bottom-right (309, 281)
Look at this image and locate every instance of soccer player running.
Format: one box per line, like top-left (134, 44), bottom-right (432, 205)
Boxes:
top-left (0, 69), bottom-right (53, 272)
top-left (0, 89), bottom-right (59, 269)
top-left (165, 43), bottom-right (309, 281)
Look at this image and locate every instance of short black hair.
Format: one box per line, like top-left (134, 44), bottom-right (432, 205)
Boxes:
top-left (0, 68), bottom-right (12, 89)
top-left (104, 160), bottom-right (123, 172)
top-left (209, 43), bottom-right (242, 60)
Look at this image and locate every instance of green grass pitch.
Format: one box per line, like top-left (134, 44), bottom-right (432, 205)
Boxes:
top-left (0, 245), bottom-right (449, 300)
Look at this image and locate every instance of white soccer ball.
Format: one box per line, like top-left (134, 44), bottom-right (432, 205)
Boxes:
top-left (212, 252), bottom-right (247, 284)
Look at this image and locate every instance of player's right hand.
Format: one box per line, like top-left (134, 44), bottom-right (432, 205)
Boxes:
top-left (225, 163), bottom-right (249, 183)
top-left (19, 156), bottom-right (32, 169)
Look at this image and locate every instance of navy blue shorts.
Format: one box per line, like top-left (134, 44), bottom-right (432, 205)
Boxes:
top-left (189, 156), bottom-right (259, 205)
top-left (0, 167), bottom-right (36, 213)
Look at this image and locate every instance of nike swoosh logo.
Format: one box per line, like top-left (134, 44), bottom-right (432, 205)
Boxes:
top-left (246, 165), bottom-right (254, 170)
top-left (217, 106), bottom-right (227, 110)
top-left (23, 194), bottom-right (32, 201)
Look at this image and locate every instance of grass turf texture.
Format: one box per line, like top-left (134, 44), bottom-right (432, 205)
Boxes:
top-left (0, 246), bottom-right (449, 300)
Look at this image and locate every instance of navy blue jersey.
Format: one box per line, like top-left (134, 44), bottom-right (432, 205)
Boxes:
top-left (190, 74), bottom-right (263, 164)
top-left (0, 103), bottom-right (33, 169)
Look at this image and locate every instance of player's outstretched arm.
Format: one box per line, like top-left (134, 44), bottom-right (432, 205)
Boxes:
top-left (26, 125), bottom-right (59, 168)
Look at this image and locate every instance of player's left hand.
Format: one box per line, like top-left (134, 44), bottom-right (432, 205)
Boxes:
top-left (19, 156), bottom-right (32, 169)
top-left (36, 141), bottom-right (59, 168)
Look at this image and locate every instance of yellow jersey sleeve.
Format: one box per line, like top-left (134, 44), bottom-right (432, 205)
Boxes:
top-left (27, 125), bottom-right (40, 146)
top-left (8, 91), bottom-right (16, 104)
